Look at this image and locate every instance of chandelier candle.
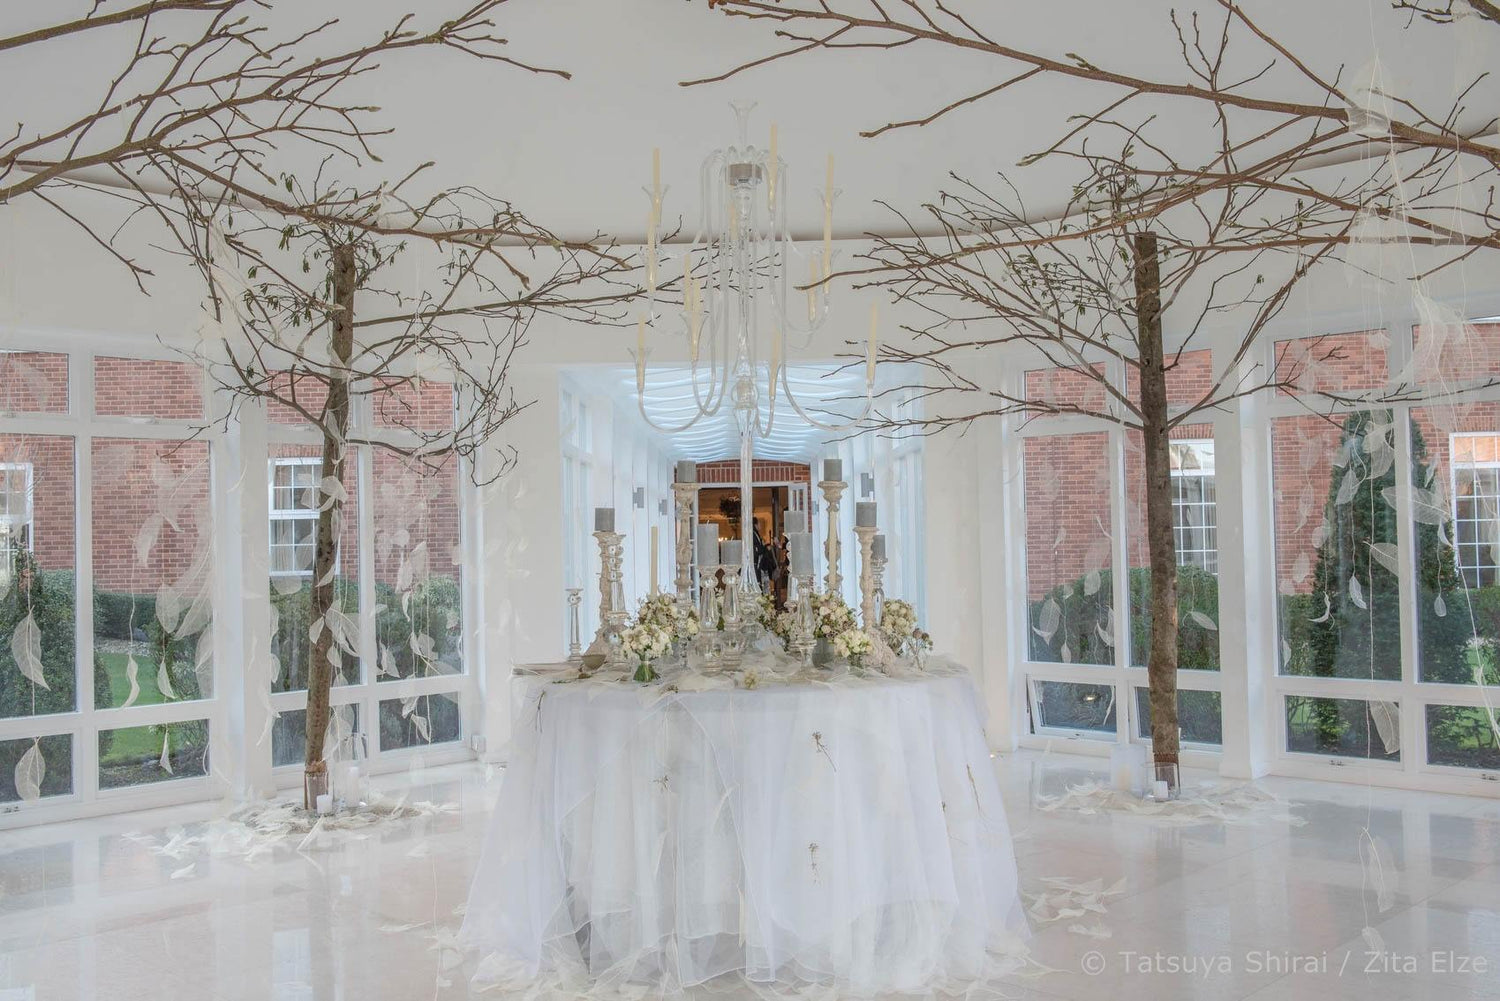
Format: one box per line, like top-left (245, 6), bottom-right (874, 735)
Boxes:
top-left (633, 104), bottom-right (873, 595)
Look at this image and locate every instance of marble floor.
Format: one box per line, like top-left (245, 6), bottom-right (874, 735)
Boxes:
top-left (2, 751), bottom-right (1498, 1000)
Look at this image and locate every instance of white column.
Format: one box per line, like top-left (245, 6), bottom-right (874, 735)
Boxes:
top-left (218, 397), bottom-right (274, 800)
top-left (1214, 361), bottom-right (1273, 779)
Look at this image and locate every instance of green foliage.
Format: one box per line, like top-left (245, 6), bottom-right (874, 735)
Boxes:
top-left (269, 578), bottom-right (361, 690)
top-left (1027, 565), bottom-right (1221, 668)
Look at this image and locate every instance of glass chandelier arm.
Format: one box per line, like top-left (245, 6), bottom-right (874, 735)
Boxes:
top-left (778, 354), bottom-right (874, 433)
top-left (772, 240), bottom-right (834, 339)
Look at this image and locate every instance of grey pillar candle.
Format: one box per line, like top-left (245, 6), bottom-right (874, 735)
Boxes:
top-left (720, 539), bottom-right (743, 569)
top-left (696, 523), bottom-right (720, 567)
top-left (872, 534), bottom-right (886, 559)
top-left (787, 532), bottom-right (814, 577)
top-left (675, 460), bottom-right (697, 483)
top-left (822, 458), bottom-right (843, 482)
top-left (855, 501), bottom-right (877, 528)
top-left (594, 507), bottom-right (615, 533)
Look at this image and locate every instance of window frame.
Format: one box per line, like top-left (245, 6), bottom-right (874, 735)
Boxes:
top-left (1169, 438), bottom-right (1218, 574)
top-left (1448, 431), bottom-right (1500, 588)
top-left (267, 455), bottom-right (323, 578)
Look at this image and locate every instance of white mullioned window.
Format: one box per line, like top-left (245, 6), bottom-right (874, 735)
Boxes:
top-left (0, 461), bottom-right (35, 592)
top-left (269, 456), bottom-right (322, 576)
top-left (1450, 432), bottom-right (1500, 587)
top-left (1170, 439), bottom-right (1217, 574)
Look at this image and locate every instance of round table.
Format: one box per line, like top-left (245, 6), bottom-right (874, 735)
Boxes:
top-left (461, 661), bottom-right (1029, 996)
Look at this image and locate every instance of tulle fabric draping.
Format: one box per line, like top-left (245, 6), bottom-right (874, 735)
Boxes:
top-left (461, 661), bottom-right (1030, 998)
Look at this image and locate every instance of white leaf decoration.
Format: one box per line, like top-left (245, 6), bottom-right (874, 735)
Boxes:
top-left (1349, 575), bottom-right (1367, 610)
top-left (1034, 598), bottom-right (1062, 643)
top-left (1186, 610), bottom-right (1218, 631)
top-left (157, 661), bottom-right (178, 701)
top-left (1335, 467), bottom-right (1361, 506)
top-left (412, 714), bottom-right (431, 742)
top-left (11, 612), bottom-right (47, 688)
top-left (14, 739), bottom-right (44, 802)
top-left (1434, 593), bottom-right (1447, 617)
top-left (1083, 569), bottom-right (1102, 597)
top-left (170, 863), bottom-right (196, 880)
top-left (121, 656), bottom-right (141, 708)
top-left (1367, 542), bottom-right (1399, 576)
top-left (134, 513), bottom-right (165, 567)
top-left (1291, 551), bottom-right (1311, 583)
top-left (1060, 642), bottom-right (1073, 664)
top-left (379, 646), bottom-right (399, 678)
top-left (1310, 594), bottom-right (1332, 624)
top-left (159, 731), bottom-right (174, 774)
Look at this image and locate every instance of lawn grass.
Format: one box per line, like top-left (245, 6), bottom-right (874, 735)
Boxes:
top-left (96, 652), bottom-right (168, 764)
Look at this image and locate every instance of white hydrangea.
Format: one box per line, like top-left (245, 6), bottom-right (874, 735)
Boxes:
top-left (879, 598), bottom-right (919, 651)
top-left (832, 627), bottom-right (873, 664)
top-left (809, 592), bottom-right (856, 638)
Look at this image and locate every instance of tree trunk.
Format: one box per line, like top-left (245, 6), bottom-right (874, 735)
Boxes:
top-left (1132, 231), bottom-right (1181, 784)
top-left (304, 241), bottom-right (356, 806)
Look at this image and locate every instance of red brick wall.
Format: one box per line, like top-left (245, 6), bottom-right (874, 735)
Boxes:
top-left (0, 434), bottom-right (75, 572)
top-left (1025, 432), bottom-right (1112, 599)
top-left (94, 357), bottom-right (204, 420)
top-left (692, 460), bottom-right (811, 485)
top-left (371, 450), bottom-right (462, 588)
top-left (90, 438), bottom-right (212, 592)
top-left (0, 352), bottom-right (68, 413)
top-left (373, 380), bottom-right (455, 431)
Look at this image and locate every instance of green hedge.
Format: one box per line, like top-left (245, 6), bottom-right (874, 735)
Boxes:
top-left (1027, 565), bottom-right (1221, 669)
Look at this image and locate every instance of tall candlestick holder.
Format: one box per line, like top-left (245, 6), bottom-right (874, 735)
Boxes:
top-left (790, 572), bottom-right (816, 668)
top-left (871, 550), bottom-right (887, 627)
top-left (854, 525), bottom-right (878, 631)
top-left (719, 565), bottom-right (746, 671)
top-left (565, 587), bottom-right (584, 663)
top-left (585, 530), bottom-right (627, 668)
top-left (819, 479), bottom-right (847, 596)
top-left (672, 482), bottom-right (697, 613)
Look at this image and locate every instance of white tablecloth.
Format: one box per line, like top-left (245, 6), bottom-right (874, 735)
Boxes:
top-left (461, 660), bottom-right (1029, 997)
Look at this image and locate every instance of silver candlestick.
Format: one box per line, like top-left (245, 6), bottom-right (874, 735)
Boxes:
top-left (854, 525), bottom-right (878, 631)
top-left (719, 564), bottom-right (746, 671)
top-left (566, 587), bottom-right (584, 663)
top-left (871, 537), bottom-right (888, 628)
top-left (591, 530), bottom-right (627, 651)
top-left (819, 478), bottom-right (847, 596)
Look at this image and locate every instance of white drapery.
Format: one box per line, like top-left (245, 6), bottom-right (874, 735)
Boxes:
top-left (462, 664), bottom-right (1029, 997)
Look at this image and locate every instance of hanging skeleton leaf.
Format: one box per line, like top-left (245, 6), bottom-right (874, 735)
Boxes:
top-left (122, 656), bottom-right (142, 708)
top-left (1185, 610), bottom-right (1217, 631)
top-left (10, 612), bottom-right (46, 689)
top-left (14, 739), bottom-right (45, 802)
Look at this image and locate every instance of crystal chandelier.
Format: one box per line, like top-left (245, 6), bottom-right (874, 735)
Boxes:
top-left (633, 102), bottom-right (877, 585)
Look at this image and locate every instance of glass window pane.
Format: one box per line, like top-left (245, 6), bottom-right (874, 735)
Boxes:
top-left (1134, 687), bottom-right (1223, 746)
top-left (1412, 412), bottom-right (1500, 683)
top-left (265, 371), bottom-right (331, 426)
top-left (1273, 412), bottom-right (1401, 681)
top-left (1024, 365), bottom-right (1107, 412)
top-left (91, 439), bottom-right (213, 706)
top-left (1, 734), bottom-right (72, 802)
top-left (271, 705), bottom-right (362, 768)
top-left (1412, 319), bottom-right (1500, 388)
top-left (372, 380), bottom-right (455, 431)
top-left (378, 692), bottom-right (461, 751)
top-left (93, 357), bottom-right (204, 420)
top-left (1425, 704), bottom-right (1500, 769)
top-left (373, 452), bottom-right (462, 682)
top-left (2, 434), bottom-right (77, 719)
top-left (1272, 330), bottom-right (1389, 397)
top-left (1126, 428), bottom-right (1220, 670)
top-left (1284, 695), bottom-right (1400, 761)
top-left (98, 719), bottom-right (210, 789)
top-left (1024, 433), bottom-right (1113, 665)
top-left (269, 446), bottom-right (359, 694)
top-left (0, 351), bottom-right (68, 414)
top-left (1032, 680), bottom-right (1117, 734)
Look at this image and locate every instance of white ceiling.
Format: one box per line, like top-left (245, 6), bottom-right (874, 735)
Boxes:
top-left (573, 363), bottom-right (868, 463)
top-left (3, 1), bottom-right (1490, 245)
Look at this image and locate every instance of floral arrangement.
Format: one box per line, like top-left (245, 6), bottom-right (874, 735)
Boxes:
top-left (808, 592), bottom-right (856, 639)
top-left (832, 627), bottom-right (873, 666)
top-left (879, 599), bottom-right (921, 653)
top-left (756, 593), bottom-right (796, 646)
top-left (620, 621), bottom-right (673, 682)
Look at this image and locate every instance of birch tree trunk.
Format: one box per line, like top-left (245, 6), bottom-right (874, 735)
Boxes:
top-left (303, 241), bottom-right (356, 806)
top-left (1133, 231), bottom-right (1181, 781)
